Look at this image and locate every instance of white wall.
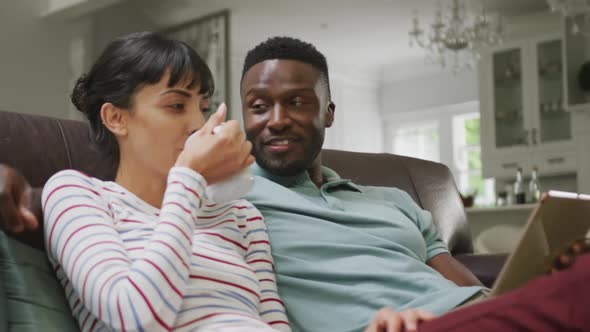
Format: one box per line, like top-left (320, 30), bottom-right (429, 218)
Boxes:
top-left (43, 0), bottom-right (121, 19)
top-left (572, 110), bottom-right (590, 194)
top-left (379, 66), bottom-right (479, 115)
top-left (92, 3), bottom-right (159, 59)
top-left (324, 73), bottom-right (382, 153)
top-left (376, 12), bottom-right (561, 117)
top-left (89, 1), bottom-right (383, 153)
top-left (0, 1), bottom-right (73, 118)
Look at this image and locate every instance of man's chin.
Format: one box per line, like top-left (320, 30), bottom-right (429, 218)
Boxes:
top-left (256, 155), bottom-right (308, 177)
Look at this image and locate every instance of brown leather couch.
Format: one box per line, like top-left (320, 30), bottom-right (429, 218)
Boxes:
top-left (0, 110), bottom-right (505, 285)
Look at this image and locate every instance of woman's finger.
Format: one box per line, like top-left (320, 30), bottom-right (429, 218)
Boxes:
top-left (416, 309), bottom-right (436, 320)
top-left (400, 309), bottom-right (420, 331)
top-left (363, 320), bottom-right (378, 332)
top-left (384, 314), bottom-right (402, 332)
top-left (202, 102), bottom-right (227, 134)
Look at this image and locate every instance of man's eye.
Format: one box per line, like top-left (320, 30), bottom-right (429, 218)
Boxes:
top-left (291, 98), bottom-right (304, 107)
top-left (252, 103), bottom-right (268, 111)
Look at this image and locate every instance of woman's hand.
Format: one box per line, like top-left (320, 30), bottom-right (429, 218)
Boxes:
top-left (548, 237), bottom-right (590, 274)
top-left (364, 307), bottom-right (436, 332)
top-left (0, 164), bottom-right (38, 233)
top-left (176, 103), bottom-right (255, 184)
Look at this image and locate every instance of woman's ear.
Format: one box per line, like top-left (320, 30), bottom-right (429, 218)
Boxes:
top-left (100, 103), bottom-right (128, 137)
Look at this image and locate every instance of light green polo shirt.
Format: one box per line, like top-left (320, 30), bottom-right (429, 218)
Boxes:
top-left (246, 163), bottom-right (485, 332)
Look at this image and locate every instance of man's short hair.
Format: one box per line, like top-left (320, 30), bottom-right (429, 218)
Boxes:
top-left (241, 36), bottom-right (331, 98)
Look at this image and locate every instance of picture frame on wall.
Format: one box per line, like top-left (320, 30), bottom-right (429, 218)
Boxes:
top-left (164, 10), bottom-right (230, 114)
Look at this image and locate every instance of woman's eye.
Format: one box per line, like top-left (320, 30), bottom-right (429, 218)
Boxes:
top-left (201, 107), bottom-right (211, 115)
top-left (169, 103), bottom-right (185, 112)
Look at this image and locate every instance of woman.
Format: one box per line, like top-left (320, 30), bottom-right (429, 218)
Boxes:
top-left (42, 32), bottom-right (290, 332)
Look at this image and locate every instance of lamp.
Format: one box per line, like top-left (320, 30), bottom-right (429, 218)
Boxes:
top-left (409, 0), bottom-right (503, 72)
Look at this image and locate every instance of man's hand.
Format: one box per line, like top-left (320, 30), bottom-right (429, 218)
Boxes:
top-left (0, 164), bottom-right (39, 233)
top-left (364, 307), bottom-right (436, 332)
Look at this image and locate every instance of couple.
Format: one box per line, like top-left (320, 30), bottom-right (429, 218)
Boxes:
top-left (2, 32), bottom-right (590, 332)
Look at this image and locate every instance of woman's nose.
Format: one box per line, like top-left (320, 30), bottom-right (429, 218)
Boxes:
top-left (188, 106), bottom-right (206, 133)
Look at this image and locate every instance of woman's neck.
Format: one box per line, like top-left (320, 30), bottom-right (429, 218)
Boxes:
top-left (115, 157), bottom-right (167, 209)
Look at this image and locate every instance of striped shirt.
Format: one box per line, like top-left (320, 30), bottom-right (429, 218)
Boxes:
top-left (42, 167), bottom-right (290, 332)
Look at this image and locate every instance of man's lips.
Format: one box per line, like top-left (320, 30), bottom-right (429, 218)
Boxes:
top-left (262, 137), bottom-right (300, 153)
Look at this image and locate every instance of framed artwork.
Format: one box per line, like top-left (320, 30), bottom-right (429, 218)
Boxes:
top-left (164, 10), bottom-right (230, 113)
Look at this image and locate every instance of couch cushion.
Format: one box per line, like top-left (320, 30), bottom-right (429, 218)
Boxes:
top-left (0, 110), bottom-right (115, 188)
top-left (0, 258), bottom-right (7, 332)
top-left (0, 231), bottom-right (79, 332)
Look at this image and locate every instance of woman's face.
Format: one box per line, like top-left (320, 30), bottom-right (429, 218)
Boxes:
top-left (121, 72), bottom-right (209, 177)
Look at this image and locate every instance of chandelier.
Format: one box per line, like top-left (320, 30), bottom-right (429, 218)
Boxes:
top-left (547, 0), bottom-right (590, 36)
top-left (409, 0), bottom-right (503, 72)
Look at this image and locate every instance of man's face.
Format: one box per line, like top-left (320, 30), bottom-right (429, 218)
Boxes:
top-left (241, 59), bottom-right (334, 176)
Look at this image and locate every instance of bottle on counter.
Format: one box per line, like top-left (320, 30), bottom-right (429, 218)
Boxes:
top-left (505, 184), bottom-right (514, 205)
top-left (496, 190), bottom-right (508, 206)
top-left (528, 166), bottom-right (541, 203)
top-left (514, 167), bottom-right (526, 204)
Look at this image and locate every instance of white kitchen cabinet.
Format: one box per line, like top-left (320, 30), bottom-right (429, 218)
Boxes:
top-left (479, 33), bottom-right (575, 180)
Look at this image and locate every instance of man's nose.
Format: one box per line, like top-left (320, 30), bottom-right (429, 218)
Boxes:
top-left (267, 104), bottom-right (291, 131)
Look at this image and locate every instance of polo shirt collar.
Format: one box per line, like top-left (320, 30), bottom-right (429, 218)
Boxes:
top-left (251, 163), bottom-right (363, 193)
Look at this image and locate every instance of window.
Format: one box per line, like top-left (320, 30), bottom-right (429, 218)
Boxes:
top-left (391, 121), bottom-right (440, 162)
top-left (386, 101), bottom-right (495, 207)
top-left (452, 113), bottom-right (495, 206)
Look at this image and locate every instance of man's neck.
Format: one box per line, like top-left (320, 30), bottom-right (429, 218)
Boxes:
top-left (307, 158), bottom-right (324, 188)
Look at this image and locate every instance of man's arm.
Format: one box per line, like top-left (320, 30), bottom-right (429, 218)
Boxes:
top-left (391, 190), bottom-right (484, 287)
top-left (427, 253), bottom-right (483, 287)
top-left (0, 164), bottom-right (43, 249)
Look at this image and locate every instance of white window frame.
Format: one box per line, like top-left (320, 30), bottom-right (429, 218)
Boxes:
top-left (384, 101), bottom-right (479, 177)
top-left (390, 120), bottom-right (441, 163)
top-left (384, 101), bottom-right (495, 206)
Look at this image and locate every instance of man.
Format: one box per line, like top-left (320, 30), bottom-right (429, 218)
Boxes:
top-left (2, 36), bottom-right (590, 332)
top-left (238, 36), bottom-right (485, 331)
top-left (239, 37), bottom-right (590, 332)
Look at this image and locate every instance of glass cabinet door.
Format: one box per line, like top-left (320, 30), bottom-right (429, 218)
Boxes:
top-left (536, 39), bottom-right (571, 144)
top-left (493, 48), bottom-right (527, 148)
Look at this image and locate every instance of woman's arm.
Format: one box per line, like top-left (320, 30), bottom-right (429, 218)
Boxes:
top-left (43, 167), bottom-right (207, 332)
top-left (243, 203), bottom-right (291, 331)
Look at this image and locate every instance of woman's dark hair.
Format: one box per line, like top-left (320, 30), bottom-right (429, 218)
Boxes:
top-left (71, 31), bottom-right (214, 165)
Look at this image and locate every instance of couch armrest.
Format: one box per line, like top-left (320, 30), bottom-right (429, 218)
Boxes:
top-left (454, 253), bottom-right (508, 288)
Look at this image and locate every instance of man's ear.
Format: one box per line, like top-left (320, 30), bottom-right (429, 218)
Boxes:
top-left (100, 103), bottom-right (128, 137)
top-left (325, 101), bottom-right (335, 128)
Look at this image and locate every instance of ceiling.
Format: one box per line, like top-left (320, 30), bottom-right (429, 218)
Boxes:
top-left (132, 0), bottom-right (549, 81)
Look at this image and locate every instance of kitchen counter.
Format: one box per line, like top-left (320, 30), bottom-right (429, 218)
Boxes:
top-left (466, 204), bottom-right (536, 254)
top-left (466, 203), bottom-right (536, 214)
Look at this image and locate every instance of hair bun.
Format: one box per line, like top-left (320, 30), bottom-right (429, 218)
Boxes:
top-left (71, 74), bottom-right (89, 113)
